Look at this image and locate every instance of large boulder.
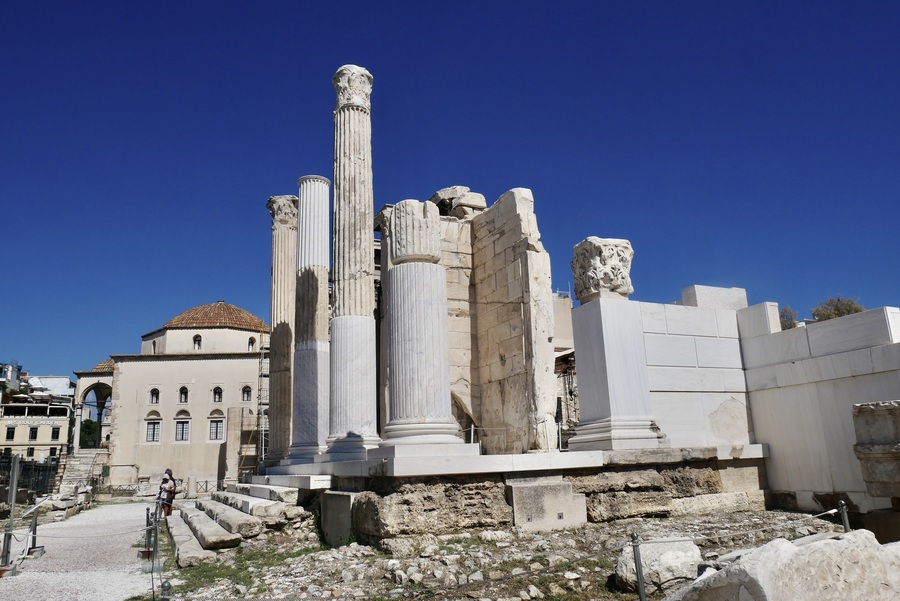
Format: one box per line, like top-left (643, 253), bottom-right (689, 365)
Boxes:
top-left (616, 538), bottom-right (702, 593)
top-left (666, 529), bottom-right (900, 601)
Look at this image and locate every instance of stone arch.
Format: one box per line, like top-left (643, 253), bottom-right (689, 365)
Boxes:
top-left (79, 381), bottom-right (112, 449)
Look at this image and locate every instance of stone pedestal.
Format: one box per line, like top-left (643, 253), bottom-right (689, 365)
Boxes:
top-left (289, 175), bottom-right (331, 461)
top-left (853, 401), bottom-right (900, 542)
top-left (266, 195), bottom-right (299, 465)
top-left (568, 237), bottom-right (662, 451)
top-left (380, 201), bottom-right (461, 446)
top-left (327, 65), bottom-right (380, 458)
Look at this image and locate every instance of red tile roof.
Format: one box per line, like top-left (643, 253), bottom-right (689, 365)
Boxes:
top-left (162, 301), bottom-right (270, 333)
top-left (91, 358), bottom-right (115, 373)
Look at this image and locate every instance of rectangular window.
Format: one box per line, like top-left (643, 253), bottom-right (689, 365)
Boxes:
top-left (2, 447), bottom-right (10, 457)
top-left (27, 447), bottom-right (35, 457)
top-left (5, 426), bottom-right (13, 441)
top-left (146, 421), bottom-right (161, 443)
top-left (49, 447), bottom-right (57, 457)
top-left (51, 427), bottom-right (61, 441)
top-left (209, 419), bottom-right (224, 441)
top-left (29, 426), bottom-right (38, 441)
top-left (175, 420), bottom-right (190, 442)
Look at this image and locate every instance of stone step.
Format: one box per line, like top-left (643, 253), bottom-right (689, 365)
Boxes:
top-left (227, 482), bottom-right (299, 504)
top-left (251, 474), bottom-right (332, 490)
top-left (180, 505), bottom-right (242, 550)
top-left (211, 490), bottom-right (292, 519)
top-left (195, 498), bottom-right (264, 538)
top-left (166, 511), bottom-right (216, 567)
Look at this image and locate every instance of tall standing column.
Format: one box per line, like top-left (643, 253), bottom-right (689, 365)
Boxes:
top-left (328, 64), bottom-right (380, 457)
top-left (266, 195), bottom-right (299, 466)
top-left (290, 175), bottom-right (332, 460)
top-left (567, 237), bottom-right (664, 451)
top-left (380, 200), bottom-right (461, 445)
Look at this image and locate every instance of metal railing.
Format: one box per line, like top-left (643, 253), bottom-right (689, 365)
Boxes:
top-left (0, 456), bottom-right (60, 496)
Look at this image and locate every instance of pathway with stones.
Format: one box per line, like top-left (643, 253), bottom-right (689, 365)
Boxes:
top-left (0, 501), bottom-right (154, 601)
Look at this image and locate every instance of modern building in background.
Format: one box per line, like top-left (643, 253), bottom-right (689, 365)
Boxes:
top-left (73, 301), bottom-right (270, 487)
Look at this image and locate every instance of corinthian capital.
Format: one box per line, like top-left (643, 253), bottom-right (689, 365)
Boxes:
top-left (267, 195), bottom-right (298, 225)
top-left (571, 237), bottom-right (634, 303)
top-left (333, 65), bottom-right (373, 111)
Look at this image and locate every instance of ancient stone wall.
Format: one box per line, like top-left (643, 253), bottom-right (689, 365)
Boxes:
top-left (471, 189), bottom-right (556, 453)
top-left (438, 217), bottom-right (480, 432)
top-left (345, 454), bottom-right (766, 541)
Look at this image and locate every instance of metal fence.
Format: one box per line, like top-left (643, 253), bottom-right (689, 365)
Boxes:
top-left (0, 457), bottom-right (60, 496)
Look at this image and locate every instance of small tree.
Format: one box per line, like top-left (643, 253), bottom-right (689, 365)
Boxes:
top-left (779, 305), bottom-right (797, 330)
top-left (80, 418), bottom-right (98, 448)
top-left (811, 297), bottom-right (865, 322)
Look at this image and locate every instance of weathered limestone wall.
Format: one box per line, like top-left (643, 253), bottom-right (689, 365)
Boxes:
top-left (345, 451), bottom-right (765, 540)
top-left (472, 188), bottom-right (556, 454)
top-left (438, 216), bottom-right (479, 430)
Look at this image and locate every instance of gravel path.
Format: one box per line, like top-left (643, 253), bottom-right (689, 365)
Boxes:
top-left (0, 502), bottom-right (157, 601)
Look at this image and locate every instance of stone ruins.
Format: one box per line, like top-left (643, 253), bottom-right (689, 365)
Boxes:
top-left (257, 64), bottom-right (900, 545)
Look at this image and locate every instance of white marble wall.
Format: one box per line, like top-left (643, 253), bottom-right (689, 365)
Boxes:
top-left (638, 294), bottom-right (750, 450)
top-left (744, 305), bottom-right (900, 512)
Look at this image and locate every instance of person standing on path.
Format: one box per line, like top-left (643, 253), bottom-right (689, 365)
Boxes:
top-left (157, 475), bottom-right (175, 517)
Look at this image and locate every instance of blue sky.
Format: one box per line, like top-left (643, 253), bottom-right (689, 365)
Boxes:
top-left (3, 2), bottom-right (899, 379)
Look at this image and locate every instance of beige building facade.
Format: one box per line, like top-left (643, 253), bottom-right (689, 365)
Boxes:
top-left (74, 301), bottom-right (269, 486)
top-left (1, 402), bottom-right (70, 462)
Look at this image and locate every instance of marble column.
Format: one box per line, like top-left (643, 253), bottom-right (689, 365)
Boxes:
top-left (567, 237), bottom-right (664, 451)
top-left (328, 64), bottom-right (380, 458)
top-left (266, 194), bottom-right (299, 465)
top-left (289, 175), bottom-right (331, 460)
top-left (380, 200), bottom-right (461, 445)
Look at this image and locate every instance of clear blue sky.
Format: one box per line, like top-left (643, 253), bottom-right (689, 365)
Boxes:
top-left (3, 2), bottom-right (899, 379)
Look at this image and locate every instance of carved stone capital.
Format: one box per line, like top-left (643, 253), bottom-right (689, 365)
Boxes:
top-left (571, 237), bottom-right (634, 303)
top-left (333, 64), bottom-right (373, 111)
top-left (267, 195), bottom-right (298, 225)
top-left (390, 200), bottom-right (441, 264)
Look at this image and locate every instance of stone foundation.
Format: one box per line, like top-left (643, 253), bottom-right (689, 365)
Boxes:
top-left (339, 450), bottom-right (767, 542)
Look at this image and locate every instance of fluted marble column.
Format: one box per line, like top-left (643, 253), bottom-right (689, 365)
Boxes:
top-left (266, 195), bottom-right (298, 465)
top-left (381, 200), bottom-right (461, 445)
top-left (289, 175), bottom-right (331, 460)
top-left (328, 64), bottom-right (380, 457)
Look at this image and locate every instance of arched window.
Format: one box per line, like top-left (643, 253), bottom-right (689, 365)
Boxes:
top-left (212, 387), bottom-right (222, 403)
top-left (208, 409), bottom-right (225, 441)
top-left (241, 386), bottom-right (252, 402)
top-left (175, 410), bottom-right (191, 442)
top-left (150, 388), bottom-right (159, 404)
top-left (248, 337), bottom-right (256, 352)
top-left (151, 340), bottom-right (157, 354)
top-left (145, 411), bottom-right (162, 443)
top-left (193, 335), bottom-right (202, 350)
top-left (179, 387), bottom-right (189, 403)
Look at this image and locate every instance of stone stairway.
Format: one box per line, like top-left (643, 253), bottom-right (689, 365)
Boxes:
top-left (165, 482), bottom-right (318, 567)
top-left (58, 449), bottom-right (107, 495)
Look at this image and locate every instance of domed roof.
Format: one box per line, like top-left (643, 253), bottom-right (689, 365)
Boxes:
top-left (161, 301), bottom-right (269, 333)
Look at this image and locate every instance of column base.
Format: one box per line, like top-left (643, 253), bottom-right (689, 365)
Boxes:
top-left (282, 445), bottom-right (327, 465)
top-left (567, 417), bottom-right (666, 451)
top-left (380, 422), bottom-right (463, 446)
top-left (326, 433), bottom-right (381, 461)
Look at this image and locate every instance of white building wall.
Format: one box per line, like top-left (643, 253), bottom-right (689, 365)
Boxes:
top-left (741, 305), bottom-right (900, 512)
top-left (640, 297), bottom-right (751, 450)
top-left (108, 353), bottom-right (260, 485)
top-left (141, 328), bottom-right (265, 355)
